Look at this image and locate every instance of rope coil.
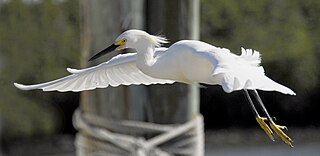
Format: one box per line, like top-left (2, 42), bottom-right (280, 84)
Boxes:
top-left (73, 109), bottom-right (204, 156)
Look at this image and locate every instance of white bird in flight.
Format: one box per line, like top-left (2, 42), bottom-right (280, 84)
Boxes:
top-left (14, 29), bottom-right (295, 147)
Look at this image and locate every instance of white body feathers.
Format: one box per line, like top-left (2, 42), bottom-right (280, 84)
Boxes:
top-left (14, 30), bottom-right (295, 95)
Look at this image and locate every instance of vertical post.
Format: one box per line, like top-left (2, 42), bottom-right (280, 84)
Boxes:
top-left (146, 0), bottom-right (203, 154)
top-left (78, 0), bottom-right (202, 155)
top-left (146, 0), bottom-right (200, 124)
top-left (79, 0), bottom-right (146, 121)
top-left (78, 0), bottom-right (146, 154)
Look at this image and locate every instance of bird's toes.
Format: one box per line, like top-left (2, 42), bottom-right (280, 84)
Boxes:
top-left (256, 116), bottom-right (274, 141)
top-left (270, 123), bottom-right (293, 147)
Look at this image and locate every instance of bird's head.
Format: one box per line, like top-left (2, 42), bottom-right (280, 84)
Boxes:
top-left (88, 29), bottom-right (168, 61)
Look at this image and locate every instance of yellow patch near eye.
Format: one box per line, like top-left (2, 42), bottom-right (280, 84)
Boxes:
top-left (115, 38), bottom-right (127, 45)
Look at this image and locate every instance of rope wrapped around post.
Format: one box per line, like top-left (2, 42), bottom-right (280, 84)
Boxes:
top-left (73, 109), bottom-right (204, 156)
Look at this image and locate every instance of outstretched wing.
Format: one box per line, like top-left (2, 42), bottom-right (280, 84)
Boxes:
top-left (14, 53), bottom-right (175, 92)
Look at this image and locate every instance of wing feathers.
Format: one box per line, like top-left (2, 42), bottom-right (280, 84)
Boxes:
top-left (14, 53), bottom-right (175, 92)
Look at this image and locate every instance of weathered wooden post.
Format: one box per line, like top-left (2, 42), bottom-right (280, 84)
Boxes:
top-left (146, 0), bottom-right (200, 125)
top-left (78, 0), bottom-right (147, 154)
top-left (146, 0), bottom-right (202, 155)
top-left (77, 0), bottom-right (202, 155)
top-left (79, 0), bottom-right (147, 122)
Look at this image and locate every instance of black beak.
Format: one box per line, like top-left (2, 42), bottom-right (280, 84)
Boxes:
top-left (88, 44), bottom-right (119, 61)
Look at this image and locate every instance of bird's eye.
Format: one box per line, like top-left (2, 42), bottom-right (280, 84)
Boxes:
top-left (123, 39), bottom-right (127, 43)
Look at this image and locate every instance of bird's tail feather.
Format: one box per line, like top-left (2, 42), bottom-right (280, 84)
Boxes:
top-left (216, 66), bottom-right (295, 95)
top-left (254, 76), bottom-right (296, 95)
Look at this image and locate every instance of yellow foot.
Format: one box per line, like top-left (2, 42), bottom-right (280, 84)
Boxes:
top-left (270, 123), bottom-right (294, 147)
top-left (256, 116), bottom-right (274, 141)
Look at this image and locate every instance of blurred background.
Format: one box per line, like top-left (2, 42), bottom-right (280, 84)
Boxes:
top-left (0, 0), bottom-right (320, 155)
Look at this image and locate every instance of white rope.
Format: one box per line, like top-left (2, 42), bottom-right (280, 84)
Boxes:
top-left (73, 109), bottom-right (204, 156)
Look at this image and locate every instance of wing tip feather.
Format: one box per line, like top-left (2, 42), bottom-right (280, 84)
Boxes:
top-left (14, 83), bottom-right (29, 90)
top-left (67, 68), bottom-right (80, 74)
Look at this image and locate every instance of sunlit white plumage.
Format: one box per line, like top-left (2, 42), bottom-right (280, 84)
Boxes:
top-left (14, 29), bottom-right (295, 95)
top-left (14, 50), bottom-right (174, 92)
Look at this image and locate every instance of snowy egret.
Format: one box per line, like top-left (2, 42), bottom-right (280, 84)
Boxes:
top-left (14, 29), bottom-right (295, 146)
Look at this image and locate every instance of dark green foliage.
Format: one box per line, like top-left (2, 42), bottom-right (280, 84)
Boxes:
top-left (0, 0), bottom-right (79, 139)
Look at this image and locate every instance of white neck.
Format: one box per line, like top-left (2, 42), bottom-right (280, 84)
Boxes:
top-left (135, 39), bottom-right (156, 75)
